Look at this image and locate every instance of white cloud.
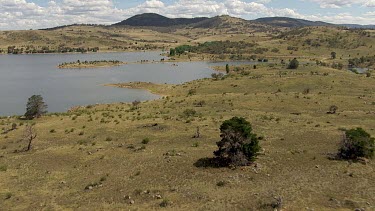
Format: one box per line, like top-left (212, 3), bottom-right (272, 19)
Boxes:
top-left (309, 0), bottom-right (375, 8)
top-left (364, 11), bottom-right (375, 16)
top-left (0, 0), bottom-right (374, 30)
top-left (363, 0), bottom-right (375, 7)
top-left (256, 0), bottom-right (272, 3)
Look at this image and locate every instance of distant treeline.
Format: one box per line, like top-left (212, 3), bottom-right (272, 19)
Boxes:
top-left (2, 46), bottom-right (100, 54)
top-left (40, 24), bottom-right (106, 31)
top-left (169, 41), bottom-right (259, 56)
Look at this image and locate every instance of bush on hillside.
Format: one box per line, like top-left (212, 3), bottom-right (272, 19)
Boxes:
top-left (214, 117), bottom-right (261, 166)
top-left (287, 58), bottom-right (299, 69)
top-left (338, 128), bottom-right (374, 160)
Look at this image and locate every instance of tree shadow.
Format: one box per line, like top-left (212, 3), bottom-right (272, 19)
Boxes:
top-left (194, 157), bottom-right (228, 168)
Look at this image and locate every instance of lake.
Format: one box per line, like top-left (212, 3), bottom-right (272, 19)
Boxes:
top-left (349, 67), bottom-right (369, 74)
top-left (0, 52), bottom-right (256, 116)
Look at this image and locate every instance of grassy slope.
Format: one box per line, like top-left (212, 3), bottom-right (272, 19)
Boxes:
top-left (0, 64), bottom-right (374, 210)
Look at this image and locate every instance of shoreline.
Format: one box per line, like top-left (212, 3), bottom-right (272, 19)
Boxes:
top-left (104, 82), bottom-right (172, 97)
top-left (0, 49), bottom-right (166, 56)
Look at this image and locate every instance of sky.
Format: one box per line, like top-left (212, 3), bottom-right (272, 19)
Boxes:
top-left (0, 0), bottom-right (374, 30)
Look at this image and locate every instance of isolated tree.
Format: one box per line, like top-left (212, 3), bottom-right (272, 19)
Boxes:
top-left (214, 117), bottom-right (261, 166)
top-left (225, 64), bottom-right (230, 74)
top-left (25, 95), bottom-right (47, 119)
top-left (287, 58), bottom-right (299, 69)
top-left (331, 52), bottom-right (337, 59)
top-left (338, 128), bottom-right (374, 160)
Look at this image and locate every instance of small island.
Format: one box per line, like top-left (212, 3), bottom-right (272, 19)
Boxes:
top-left (58, 60), bottom-right (125, 69)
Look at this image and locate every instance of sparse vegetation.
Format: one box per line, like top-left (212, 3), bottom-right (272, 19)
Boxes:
top-left (142, 138), bottom-right (150, 144)
top-left (328, 105), bottom-right (338, 114)
top-left (216, 181), bottom-right (227, 187)
top-left (0, 165), bottom-right (7, 172)
top-left (169, 41), bottom-right (257, 56)
top-left (160, 199), bottom-right (170, 207)
top-left (349, 55), bottom-right (375, 68)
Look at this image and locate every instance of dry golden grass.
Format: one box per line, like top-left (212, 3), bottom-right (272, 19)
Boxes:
top-left (0, 63), bottom-right (374, 210)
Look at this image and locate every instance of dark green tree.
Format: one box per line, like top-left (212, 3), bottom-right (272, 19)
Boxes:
top-left (169, 48), bottom-right (175, 56)
top-left (214, 117), bottom-right (261, 166)
top-left (338, 128), bottom-right (374, 160)
top-left (331, 52), bottom-right (337, 59)
top-left (25, 95), bottom-right (47, 119)
top-left (225, 64), bottom-right (230, 74)
top-left (287, 58), bottom-right (299, 69)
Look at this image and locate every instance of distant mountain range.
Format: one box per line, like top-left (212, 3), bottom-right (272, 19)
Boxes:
top-left (113, 13), bottom-right (208, 27)
top-left (253, 17), bottom-right (333, 28)
top-left (112, 13), bottom-right (375, 29)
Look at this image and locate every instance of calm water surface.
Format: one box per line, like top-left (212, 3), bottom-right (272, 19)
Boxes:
top-left (0, 52), bottom-right (256, 116)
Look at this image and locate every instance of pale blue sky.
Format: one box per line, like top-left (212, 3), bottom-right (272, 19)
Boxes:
top-left (0, 0), bottom-right (374, 30)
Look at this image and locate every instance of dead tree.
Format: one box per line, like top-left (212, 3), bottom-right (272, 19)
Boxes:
top-left (24, 125), bottom-right (37, 151)
top-left (132, 100), bottom-right (141, 109)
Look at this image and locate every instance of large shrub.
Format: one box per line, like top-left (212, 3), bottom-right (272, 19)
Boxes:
top-left (214, 117), bottom-right (261, 166)
top-left (287, 58), bottom-right (299, 69)
top-left (338, 128), bottom-right (374, 160)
